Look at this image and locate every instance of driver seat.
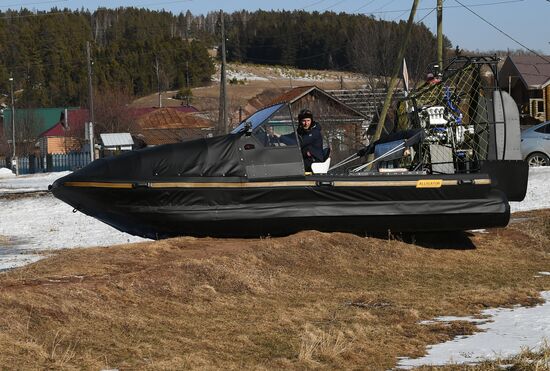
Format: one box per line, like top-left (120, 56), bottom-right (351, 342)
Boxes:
top-left (311, 147), bottom-right (331, 174)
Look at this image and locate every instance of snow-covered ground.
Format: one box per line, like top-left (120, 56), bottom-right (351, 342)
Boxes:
top-left (510, 166), bottom-right (550, 212)
top-left (0, 169), bottom-right (147, 270)
top-left (211, 62), bottom-right (363, 83)
top-left (1, 166), bottom-right (549, 367)
top-left (398, 290), bottom-right (550, 368)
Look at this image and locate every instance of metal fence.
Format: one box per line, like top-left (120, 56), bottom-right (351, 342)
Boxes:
top-left (5, 152), bottom-right (92, 174)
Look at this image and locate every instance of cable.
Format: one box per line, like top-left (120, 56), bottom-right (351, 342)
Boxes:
top-left (320, 0), bottom-right (349, 12)
top-left (454, 0), bottom-right (550, 64)
top-left (301, 0), bottom-right (328, 10)
top-left (0, 0), bottom-right (67, 9)
top-left (350, 0), bottom-right (378, 13)
top-left (370, 0), bottom-right (397, 13)
top-left (362, 0), bottom-right (524, 14)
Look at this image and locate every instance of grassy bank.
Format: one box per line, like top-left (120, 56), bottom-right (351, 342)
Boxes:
top-left (0, 210), bottom-right (549, 369)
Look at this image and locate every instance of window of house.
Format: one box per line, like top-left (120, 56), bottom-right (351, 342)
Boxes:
top-left (537, 100), bottom-right (544, 113)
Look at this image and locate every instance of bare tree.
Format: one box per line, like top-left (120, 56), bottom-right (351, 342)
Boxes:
top-left (93, 88), bottom-right (139, 134)
top-left (15, 110), bottom-right (42, 156)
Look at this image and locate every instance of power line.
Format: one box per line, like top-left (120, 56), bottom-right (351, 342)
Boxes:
top-left (351, 0), bottom-right (378, 13)
top-left (454, 0), bottom-right (550, 63)
top-left (301, 0), bottom-right (328, 10)
top-left (320, 0), bottom-right (349, 12)
top-left (370, 0), bottom-right (397, 13)
top-left (362, 0), bottom-right (524, 14)
top-left (0, 0), bottom-right (67, 9)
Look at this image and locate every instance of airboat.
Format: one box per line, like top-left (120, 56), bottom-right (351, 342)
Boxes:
top-left (50, 56), bottom-right (528, 239)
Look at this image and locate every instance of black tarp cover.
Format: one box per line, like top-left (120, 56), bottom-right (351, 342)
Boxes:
top-left (74, 134), bottom-right (246, 182)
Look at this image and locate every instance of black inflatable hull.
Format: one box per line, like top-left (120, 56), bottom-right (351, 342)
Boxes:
top-left (50, 174), bottom-right (509, 239)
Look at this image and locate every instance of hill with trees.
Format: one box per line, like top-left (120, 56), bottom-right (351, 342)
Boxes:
top-left (0, 8), bottom-right (450, 109)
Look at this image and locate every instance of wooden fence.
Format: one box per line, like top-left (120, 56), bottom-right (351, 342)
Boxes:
top-left (5, 152), bottom-right (92, 174)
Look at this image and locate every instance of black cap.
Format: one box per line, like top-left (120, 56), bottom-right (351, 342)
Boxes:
top-left (298, 109), bottom-right (313, 122)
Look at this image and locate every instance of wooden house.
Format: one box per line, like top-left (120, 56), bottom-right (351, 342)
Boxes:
top-left (38, 109), bottom-right (88, 154)
top-left (498, 55), bottom-right (550, 123)
top-left (267, 86), bottom-right (368, 162)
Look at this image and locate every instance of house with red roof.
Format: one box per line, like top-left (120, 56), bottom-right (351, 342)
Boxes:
top-left (135, 108), bottom-right (213, 146)
top-left (38, 105), bottom-right (204, 154)
top-left (38, 109), bottom-right (89, 155)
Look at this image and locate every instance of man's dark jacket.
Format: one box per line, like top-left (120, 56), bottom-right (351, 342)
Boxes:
top-left (298, 121), bottom-right (323, 161)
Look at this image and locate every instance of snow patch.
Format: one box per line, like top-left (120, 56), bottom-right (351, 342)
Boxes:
top-left (0, 171), bottom-right (147, 271)
top-left (0, 167), bottom-right (15, 179)
top-left (397, 292), bottom-right (550, 368)
top-left (468, 229), bottom-right (488, 234)
top-left (510, 166), bottom-right (550, 212)
top-left (0, 170), bottom-right (70, 193)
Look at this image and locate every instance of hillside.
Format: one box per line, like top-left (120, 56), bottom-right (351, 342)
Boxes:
top-left (130, 63), bottom-right (367, 114)
top-left (0, 209), bottom-right (548, 369)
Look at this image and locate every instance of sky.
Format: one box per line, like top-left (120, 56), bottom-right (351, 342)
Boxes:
top-left (1, 0), bottom-right (548, 55)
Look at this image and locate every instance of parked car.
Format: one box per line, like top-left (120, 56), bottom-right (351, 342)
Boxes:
top-left (521, 121), bottom-right (550, 166)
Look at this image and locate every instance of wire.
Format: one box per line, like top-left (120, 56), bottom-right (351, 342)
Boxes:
top-left (454, 0), bottom-right (550, 64)
top-left (0, 0), bottom-right (67, 9)
top-left (350, 0), bottom-right (378, 13)
top-left (363, 0), bottom-right (524, 14)
top-left (320, 0), bottom-right (349, 12)
top-left (370, 0), bottom-right (397, 13)
top-left (301, 0), bottom-right (328, 10)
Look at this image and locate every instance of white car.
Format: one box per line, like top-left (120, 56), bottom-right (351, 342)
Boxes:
top-left (521, 121), bottom-right (550, 166)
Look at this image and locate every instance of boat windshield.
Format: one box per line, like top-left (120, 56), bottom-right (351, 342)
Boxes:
top-left (231, 103), bottom-right (285, 134)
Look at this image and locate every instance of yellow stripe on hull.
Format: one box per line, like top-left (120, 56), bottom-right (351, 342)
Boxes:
top-left (62, 178), bottom-right (491, 189)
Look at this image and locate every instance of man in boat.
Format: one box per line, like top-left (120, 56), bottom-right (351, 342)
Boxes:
top-left (275, 108), bottom-right (324, 171)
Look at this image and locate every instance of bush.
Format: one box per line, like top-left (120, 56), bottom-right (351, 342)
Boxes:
top-left (174, 87), bottom-right (193, 103)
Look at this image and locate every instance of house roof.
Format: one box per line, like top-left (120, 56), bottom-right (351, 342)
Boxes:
top-left (137, 127), bottom-right (213, 146)
top-left (100, 133), bottom-right (134, 147)
top-left (504, 56), bottom-right (550, 89)
top-left (138, 108), bottom-right (213, 130)
top-left (39, 109), bottom-right (89, 137)
top-left (268, 85), bottom-right (368, 119)
top-left (129, 106), bottom-right (198, 120)
top-left (136, 108), bottom-right (214, 145)
top-left (3, 107), bottom-right (80, 138)
top-left (269, 86), bottom-right (317, 105)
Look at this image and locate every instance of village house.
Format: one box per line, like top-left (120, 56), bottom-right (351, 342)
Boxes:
top-left (38, 109), bottom-right (88, 155)
top-left (133, 107), bottom-right (214, 147)
top-left (498, 55), bottom-right (550, 124)
top-left (266, 85), bottom-right (368, 162)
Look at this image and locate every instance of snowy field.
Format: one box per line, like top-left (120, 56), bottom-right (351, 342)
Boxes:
top-left (0, 168), bottom-right (147, 270)
top-left (211, 62), bottom-right (364, 83)
top-left (1, 166), bottom-right (550, 367)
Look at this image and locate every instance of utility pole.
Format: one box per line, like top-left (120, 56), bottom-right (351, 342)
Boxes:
top-left (9, 76), bottom-right (17, 175)
top-left (186, 60), bottom-right (190, 89)
top-left (155, 55), bottom-right (162, 108)
top-left (186, 60), bottom-right (190, 106)
top-left (371, 0), bottom-right (420, 146)
top-left (87, 41), bottom-right (95, 162)
top-left (218, 9), bottom-right (228, 134)
top-left (437, 0), bottom-right (443, 74)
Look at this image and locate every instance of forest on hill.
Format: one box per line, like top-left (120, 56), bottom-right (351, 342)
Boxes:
top-left (0, 8), bottom-right (448, 108)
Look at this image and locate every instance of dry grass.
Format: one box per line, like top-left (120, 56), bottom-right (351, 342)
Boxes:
top-left (417, 341), bottom-right (550, 370)
top-left (130, 63), bottom-right (366, 112)
top-left (0, 210), bottom-right (549, 369)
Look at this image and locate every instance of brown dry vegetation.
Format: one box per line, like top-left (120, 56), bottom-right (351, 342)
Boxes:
top-left (0, 210), bottom-right (549, 370)
top-left (130, 63), bottom-right (366, 113)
